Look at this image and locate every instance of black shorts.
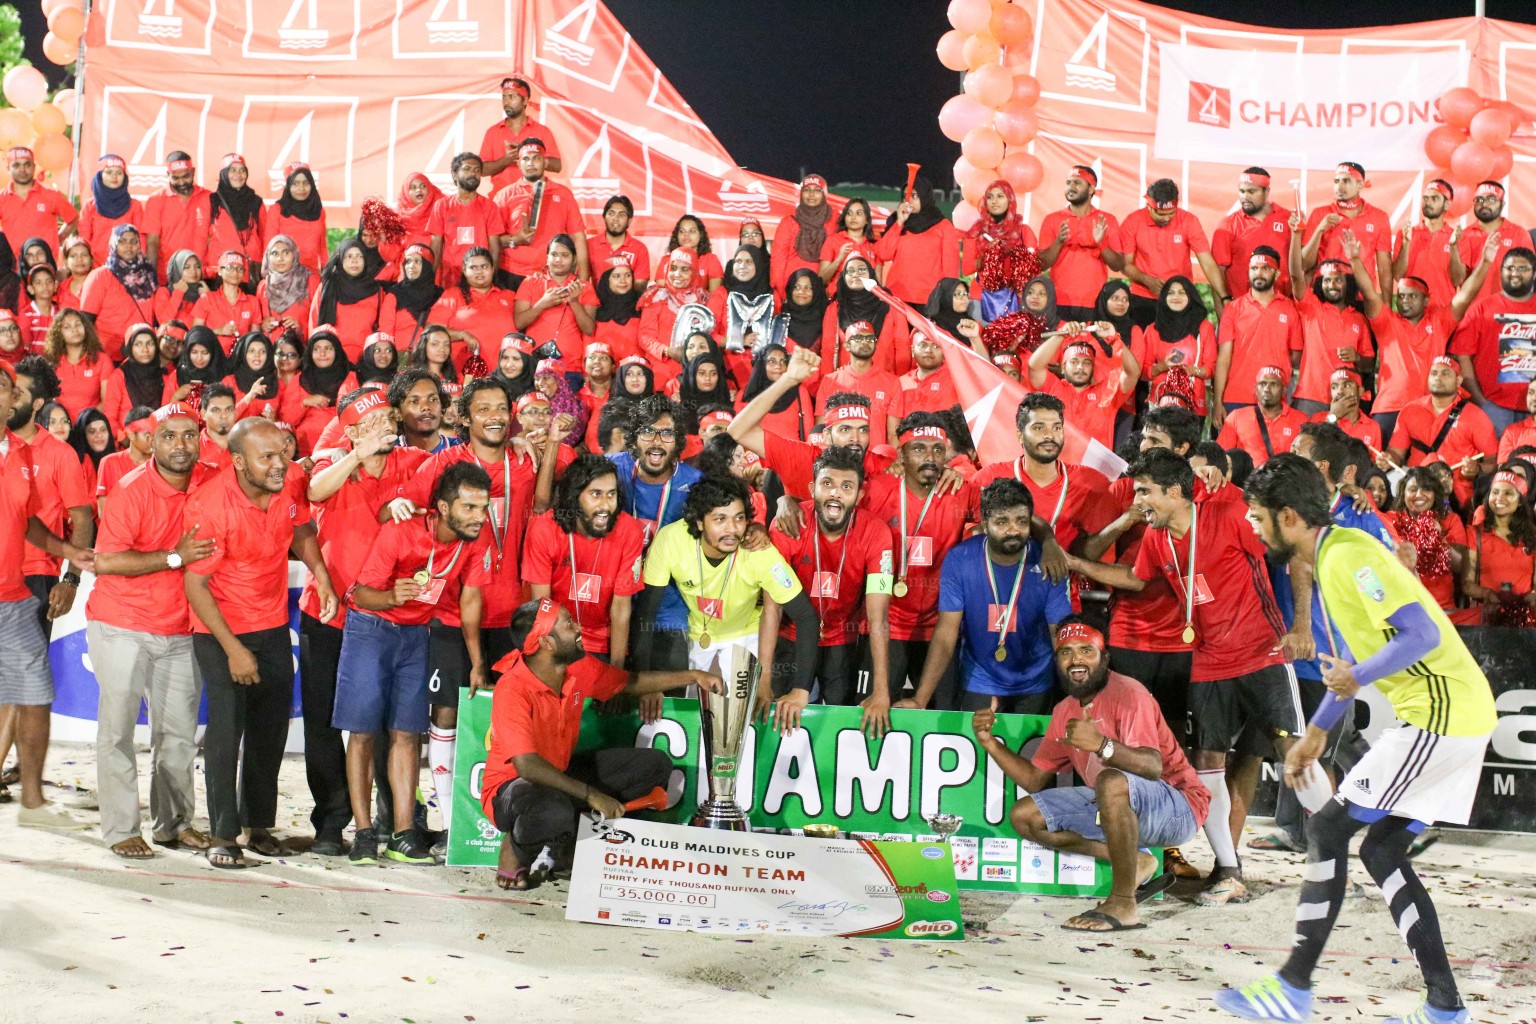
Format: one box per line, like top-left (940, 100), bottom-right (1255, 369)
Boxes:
top-left (427, 623), bottom-right (470, 709)
top-left (770, 636), bottom-right (861, 703)
top-left (960, 689), bottom-right (1054, 715)
top-left (1107, 646), bottom-right (1191, 742)
top-left (1188, 663), bottom-right (1301, 754)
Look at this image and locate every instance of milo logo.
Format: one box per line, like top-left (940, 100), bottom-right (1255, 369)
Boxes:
top-left (713, 759), bottom-right (737, 776)
top-left (904, 920), bottom-right (958, 937)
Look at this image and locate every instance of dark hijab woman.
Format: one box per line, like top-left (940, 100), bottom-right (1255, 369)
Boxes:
top-left (924, 277), bottom-right (974, 339)
top-left (355, 335), bottom-right (400, 387)
top-left (314, 237), bottom-right (385, 328)
top-left (616, 356), bottom-right (655, 400)
top-left (176, 326), bottom-right (226, 388)
top-left (1093, 279), bottom-right (1135, 350)
top-left (722, 243), bottom-right (772, 299)
top-left (1152, 274), bottom-right (1209, 345)
top-left (741, 343), bottom-right (806, 429)
top-left (227, 330), bottom-right (277, 397)
top-left (594, 265), bottom-right (642, 324)
top-left (782, 267), bottom-right (827, 349)
top-left (0, 234), bottom-right (19, 312)
top-left (69, 407), bottom-right (116, 469)
top-left (211, 156), bottom-right (264, 254)
top-left (887, 174), bottom-right (944, 235)
top-left (120, 323), bottom-right (168, 411)
top-left (493, 332), bottom-right (536, 403)
top-left (299, 329), bottom-right (354, 405)
top-left (18, 236), bottom-right (57, 273)
top-left (678, 349), bottom-right (733, 425)
top-left (832, 254), bottom-right (888, 334)
top-left (390, 243), bottom-right (442, 343)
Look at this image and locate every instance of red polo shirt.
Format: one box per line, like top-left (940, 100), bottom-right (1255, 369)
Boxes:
top-left (1305, 201), bottom-right (1391, 287)
top-left (1042, 372), bottom-right (1125, 450)
top-left (428, 285), bottom-right (517, 368)
top-left (521, 510), bottom-right (646, 654)
top-left (78, 199), bottom-right (145, 267)
top-left (51, 350), bottom-right (114, 421)
top-left (896, 364), bottom-right (960, 418)
top-left (1212, 204), bottom-right (1292, 299)
top-left (1309, 409), bottom-right (1383, 450)
top-left (588, 234), bottom-right (651, 282)
top-left (970, 459), bottom-right (1114, 552)
top-left (1449, 292), bottom-right (1536, 411)
top-left (514, 272), bottom-right (598, 366)
top-left (1216, 292), bottom-right (1302, 404)
top-left (192, 288), bottom-right (264, 339)
top-left (481, 652), bottom-right (628, 815)
top-left (21, 430), bottom-right (92, 578)
top-left (0, 431), bottom-right (41, 602)
top-left (199, 431), bottom-right (232, 470)
top-left (143, 187), bottom-right (215, 280)
top-left (479, 118), bottom-right (563, 195)
top-left (81, 268), bottom-right (156, 357)
top-left (494, 179), bottom-right (586, 277)
top-left (1457, 220), bottom-right (1531, 299)
top-left (1294, 293), bottom-right (1371, 405)
top-left (771, 503), bottom-right (896, 646)
top-left (870, 479), bottom-right (976, 641)
top-left (815, 364), bottom-right (901, 447)
top-left (1215, 404), bottom-right (1310, 466)
top-left (1372, 306), bottom-right (1454, 415)
top-left (1037, 207), bottom-right (1123, 308)
top-left (1119, 208), bottom-right (1211, 299)
top-left (0, 182), bottom-right (76, 246)
top-left (95, 449), bottom-right (149, 500)
top-left (1394, 224), bottom-right (1458, 308)
top-left (352, 514), bottom-right (495, 627)
top-left (183, 467), bottom-right (311, 635)
top-left (761, 430), bottom-right (893, 503)
top-left (88, 460), bottom-right (219, 635)
top-left (427, 194), bottom-right (508, 286)
top-left (1101, 476), bottom-right (1190, 655)
top-left (1390, 395), bottom-right (1498, 471)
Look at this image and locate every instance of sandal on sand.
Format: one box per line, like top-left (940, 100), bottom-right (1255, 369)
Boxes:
top-left (1136, 872), bottom-right (1178, 904)
top-left (154, 827), bottom-right (212, 851)
top-left (1246, 831), bottom-right (1304, 852)
top-left (207, 845), bottom-right (247, 870)
top-left (1, 764), bottom-right (17, 786)
top-left (246, 832), bottom-right (290, 858)
top-left (111, 837), bottom-right (155, 859)
top-left (496, 866), bottom-right (536, 891)
top-left (1062, 909), bottom-right (1145, 932)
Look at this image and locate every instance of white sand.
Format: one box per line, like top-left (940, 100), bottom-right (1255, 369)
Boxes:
top-left (1, 744), bottom-right (1532, 1024)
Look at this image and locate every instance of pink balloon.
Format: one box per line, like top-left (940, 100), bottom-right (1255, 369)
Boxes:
top-left (1010, 73), bottom-right (1040, 106)
top-left (1446, 186), bottom-right (1474, 219)
top-left (961, 126), bottom-right (1006, 169)
top-left (962, 32), bottom-right (1001, 70)
top-left (989, 4), bottom-right (1032, 47)
top-left (1437, 87), bottom-right (1484, 130)
top-left (1469, 106), bottom-right (1515, 147)
top-left (947, 0), bottom-right (991, 35)
top-left (1, 66), bottom-right (49, 111)
top-left (952, 200), bottom-right (981, 233)
top-left (993, 101), bottom-right (1039, 146)
top-left (936, 30), bottom-right (968, 72)
top-left (1450, 140), bottom-right (1496, 185)
top-left (954, 157), bottom-right (994, 204)
top-left (998, 151), bottom-right (1045, 194)
top-left (1487, 145), bottom-right (1515, 181)
top-left (964, 64), bottom-right (1013, 109)
top-left (938, 93), bottom-right (992, 144)
top-left (1423, 124), bottom-right (1465, 168)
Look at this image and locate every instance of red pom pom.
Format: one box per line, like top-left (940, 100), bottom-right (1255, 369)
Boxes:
top-left (980, 309), bottom-right (1046, 355)
top-left (462, 353), bottom-right (489, 380)
top-left (360, 196), bottom-right (406, 246)
top-left (977, 243), bottom-right (1043, 295)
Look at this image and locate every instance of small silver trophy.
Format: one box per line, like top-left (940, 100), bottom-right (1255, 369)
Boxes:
top-left (691, 647), bottom-right (758, 831)
top-left (926, 812), bottom-right (963, 843)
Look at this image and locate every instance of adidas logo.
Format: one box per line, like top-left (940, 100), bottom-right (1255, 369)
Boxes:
top-left (1354, 779), bottom-right (1371, 795)
top-left (432, 765), bottom-right (451, 775)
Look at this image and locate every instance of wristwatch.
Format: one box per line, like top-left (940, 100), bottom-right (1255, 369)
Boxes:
top-left (166, 551), bottom-right (183, 570)
top-left (1098, 739), bottom-right (1116, 762)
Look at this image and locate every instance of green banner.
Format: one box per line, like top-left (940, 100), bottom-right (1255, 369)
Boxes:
top-left (450, 691), bottom-right (1121, 896)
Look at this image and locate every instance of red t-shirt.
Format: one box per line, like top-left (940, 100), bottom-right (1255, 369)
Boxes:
top-left (1304, 201), bottom-right (1391, 287)
top-left (143, 187), bottom-right (215, 280)
top-left (152, 287), bottom-right (199, 328)
top-left (969, 459), bottom-right (1114, 552)
top-left (192, 288), bottom-right (264, 340)
top-left (1042, 372), bottom-right (1126, 451)
top-left (52, 350), bottom-right (114, 420)
top-left (897, 365), bottom-right (960, 418)
top-left (1389, 394), bottom-right (1499, 503)
top-left (102, 366), bottom-right (175, 435)
top-left (199, 431), bottom-right (232, 471)
top-left (1132, 499), bottom-right (1285, 682)
top-left (1394, 224), bottom-right (1458, 308)
top-left (1294, 293), bottom-right (1372, 405)
top-left (1119, 208), bottom-right (1211, 299)
top-left (1457, 220), bottom-right (1531, 299)
top-left (521, 510), bottom-right (646, 654)
top-left (1135, 320), bottom-right (1217, 414)
top-left (1102, 477), bottom-right (1191, 655)
top-left (207, 206), bottom-right (267, 269)
top-left (16, 300), bottom-right (54, 355)
top-left (871, 479), bottom-right (975, 641)
top-left (1037, 207), bottom-right (1123, 308)
top-left (1449, 292), bottom-right (1536, 411)
top-left (479, 117), bottom-right (564, 195)
top-left (87, 460), bottom-right (219, 635)
top-left (761, 430), bottom-right (893, 504)
top-left (183, 467), bottom-right (311, 635)
top-left (1499, 419), bottom-right (1536, 463)
top-left (770, 209), bottom-right (836, 294)
top-left (587, 234), bottom-right (651, 282)
top-left (481, 652), bottom-right (628, 816)
top-left (427, 194), bottom-right (508, 286)
top-left (1211, 204), bottom-right (1292, 300)
top-left (1032, 670), bottom-right (1210, 827)
top-left (78, 199), bottom-right (145, 268)
top-left (1216, 292), bottom-right (1302, 404)
top-left (873, 219), bottom-right (971, 305)
top-left (351, 514), bottom-right (495, 627)
top-left (95, 449), bottom-right (149, 501)
top-left (1215, 404), bottom-right (1310, 467)
top-left (815, 365), bottom-right (901, 447)
top-left (81, 268), bottom-right (157, 355)
top-left (495, 179), bottom-right (586, 277)
top-left (21, 431), bottom-right (92, 578)
top-left (264, 208), bottom-right (328, 273)
top-left (771, 502), bottom-right (896, 646)
top-left (820, 305), bottom-right (910, 377)
top-left (429, 286), bottom-right (518, 368)
top-left (0, 183), bottom-right (76, 248)
top-left (1472, 526), bottom-right (1536, 596)
top-left (1372, 306), bottom-right (1454, 415)
top-left (1309, 409), bottom-right (1383, 450)
top-left (0, 432), bottom-right (42, 602)
top-left (514, 272), bottom-right (597, 366)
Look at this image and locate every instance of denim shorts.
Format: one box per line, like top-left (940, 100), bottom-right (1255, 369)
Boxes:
top-left (0, 597), bottom-right (52, 705)
top-left (332, 610), bottom-right (429, 735)
top-left (1029, 773), bottom-right (1198, 848)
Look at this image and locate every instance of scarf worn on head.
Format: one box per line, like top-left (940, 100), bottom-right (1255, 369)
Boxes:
top-left (316, 239), bottom-right (383, 327)
top-left (165, 249), bottom-right (204, 303)
top-left (355, 340), bottom-right (399, 386)
top-left (743, 344), bottom-right (800, 415)
top-left (229, 333), bottom-right (277, 395)
top-left (495, 353), bottom-right (535, 402)
top-left (396, 172), bottom-right (444, 238)
top-left (793, 203), bottom-right (830, 263)
top-left (120, 329), bottom-right (166, 410)
top-left (723, 244), bottom-right (771, 299)
top-left (18, 236), bottom-right (56, 275)
top-left (176, 329), bottom-right (225, 386)
top-left (299, 331), bottom-right (353, 400)
top-left (595, 268), bottom-right (642, 324)
top-left (277, 167), bottom-right (323, 222)
top-left (923, 278), bottom-right (971, 340)
top-left (892, 175), bottom-right (944, 235)
top-left (262, 235), bottom-right (313, 316)
top-left (1093, 280), bottom-right (1135, 353)
top-left (1153, 275), bottom-right (1208, 344)
top-left (390, 256), bottom-right (442, 320)
top-left (106, 226), bottom-right (157, 302)
top-left (966, 179), bottom-right (1025, 247)
top-left (92, 166), bottom-right (134, 220)
top-left (782, 268), bottom-right (827, 347)
top-left (834, 259), bottom-right (888, 332)
top-left (211, 165), bottom-right (263, 233)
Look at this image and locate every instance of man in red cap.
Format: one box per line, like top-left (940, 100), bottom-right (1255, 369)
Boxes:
top-left (428, 153), bottom-right (506, 288)
top-left (1038, 164), bottom-right (1126, 322)
top-left (1119, 178), bottom-right (1226, 326)
top-left (495, 138), bottom-right (588, 282)
top-left (144, 150), bottom-right (214, 281)
top-left (814, 321), bottom-right (901, 447)
top-left (1301, 162), bottom-right (1392, 291)
top-left (481, 598), bottom-right (721, 890)
top-left (87, 402), bottom-right (218, 858)
top-left (1288, 224), bottom-right (1371, 416)
top-left (0, 146), bottom-right (78, 249)
top-left (1216, 365), bottom-right (1310, 468)
top-left (587, 195), bottom-right (650, 288)
top-left (1213, 245), bottom-right (1302, 427)
top-left (771, 174), bottom-right (835, 294)
top-left (1458, 180), bottom-right (1529, 300)
top-left (1385, 356), bottom-right (1498, 508)
top-left (479, 75), bottom-right (563, 194)
top-left (1393, 180), bottom-right (1464, 308)
top-left (1212, 167), bottom-right (1292, 302)
top-left (1028, 325), bottom-right (1140, 450)
top-left (1310, 367), bottom-right (1382, 449)
top-left (973, 614), bottom-right (1208, 931)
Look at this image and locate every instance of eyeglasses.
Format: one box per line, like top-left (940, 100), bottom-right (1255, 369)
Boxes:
top-left (637, 427), bottom-right (677, 443)
top-left (275, 351), bottom-right (300, 360)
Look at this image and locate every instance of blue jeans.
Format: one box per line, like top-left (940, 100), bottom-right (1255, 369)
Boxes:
top-left (1030, 774), bottom-right (1199, 847)
top-left (333, 611), bottom-right (430, 735)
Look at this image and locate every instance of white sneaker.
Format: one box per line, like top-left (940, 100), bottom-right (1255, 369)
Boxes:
top-left (18, 803), bottom-right (89, 831)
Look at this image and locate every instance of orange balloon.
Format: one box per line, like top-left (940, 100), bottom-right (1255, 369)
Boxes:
top-left (30, 103), bottom-right (66, 137)
top-left (1423, 125), bottom-right (1464, 168)
top-left (1445, 188), bottom-right (1474, 219)
top-left (1487, 145), bottom-right (1515, 181)
top-left (41, 0), bottom-right (70, 16)
top-left (961, 126), bottom-right (1006, 169)
top-left (33, 132), bottom-right (74, 174)
top-left (1469, 106), bottom-right (1515, 147)
top-left (1436, 87), bottom-right (1484, 130)
top-left (952, 200), bottom-right (981, 233)
top-left (84, 11), bottom-right (107, 48)
top-left (993, 101), bottom-right (1039, 146)
top-left (939, 93), bottom-right (993, 143)
top-left (0, 108), bottom-right (32, 150)
top-left (52, 87), bottom-right (78, 123)
top-left (1010, 73), bottom-right (1041, 106)
top-left (964, 64), bottom-right (1013, 109)
top-left (989, 4), bottom-right (1032, 47)
top-left (1449, 140), bottom-right (1495, 184)
top-left (999, 151), bottom-right (1045, 193)
top-left (947, 0), bottom-right (991, 34)
top-left (936, 30), bottom-right (969, 72)
top-left (962, 32), bottom-right (1001, 70)
top-left (954, 157), bottom-right (994, 204)
top-left (42, 32), bottom-right (77, 66)
top-left (47, 5), bottom-right (85, 44)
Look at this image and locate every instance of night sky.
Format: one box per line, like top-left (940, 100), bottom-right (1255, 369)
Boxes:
top-left (20, 1), bottom-right (1526, 186)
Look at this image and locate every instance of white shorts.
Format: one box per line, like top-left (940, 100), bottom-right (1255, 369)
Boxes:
top-left (1338, 723), bottom-right (1490, 826)
top-left (686, 633), bottom-right (759, 673)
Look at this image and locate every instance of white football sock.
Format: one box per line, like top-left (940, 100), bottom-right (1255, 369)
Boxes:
top-left (429, 727), bottom-right (456, 834)
top-left (1199, 769), bottom-right (1239, 869)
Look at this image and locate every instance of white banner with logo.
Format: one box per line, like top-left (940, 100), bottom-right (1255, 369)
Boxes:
top-left (1154, 44), bottom-right (1465, 170)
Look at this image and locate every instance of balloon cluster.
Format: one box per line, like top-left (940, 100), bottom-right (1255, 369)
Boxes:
top-left (935, 0), bottom-right (1041, 231)
top-left (40, 0), bottom-right (101, 67)
top-left (0, 0), bottom-right (91, 187)
top-left (1424, 87), bottom-right (1528, 217)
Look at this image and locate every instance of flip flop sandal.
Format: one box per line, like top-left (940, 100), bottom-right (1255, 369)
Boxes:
top-left (1246, 831), bottom-right (1304, 852)
top-left (1135, 872), bottom-right (1178, 904)
top-left (495, 866), bottom-right (536, 891)
top-left (111, 838), bottom-right (156, 860)
top-left (246, 834), bottom-right (289, 857)
top-left (207, 845), bottom-right (247, 870)
top-left (1061, 909), bottom-right (1146, 932)
top-left (154, 828), bottom-right (212, 851)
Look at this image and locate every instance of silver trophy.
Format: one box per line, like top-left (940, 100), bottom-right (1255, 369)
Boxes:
top-left (691, 647), bottom-right (758, 831)
top-left (926, 813), bottom-right (963, 843)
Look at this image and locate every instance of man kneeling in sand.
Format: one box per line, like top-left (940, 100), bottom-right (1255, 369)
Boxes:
top-left (972, 616), bottom-right (1210, 931)
top-left (479, 598), bottom-right (722, 890)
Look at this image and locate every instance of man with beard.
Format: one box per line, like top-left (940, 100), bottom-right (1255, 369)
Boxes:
top-left (198, 383), bottom-right (237, 470)
top-left (1216, 455), bottom-right (1492, 1024)
top-left (1301, 162), bottom-right (1392, 292)
top-left (495, 139), bottom-right (588, 283)
top-left (0, 360), bottom-right (96, 831)
top-left (1393, 180), bottom-right (1463, 307)
top-left (428, 153), bottom-right (506, 288)
top-left (1288, 218), bottom-right (1372, 416)
top-left (184, 419), bottom-right (338, 868)
top-left (973, 615), bottom-right (1208, 931)
top-left (1120, 178), bottom-right (1227, 324)
top-left (1027, 326), bottom-right (1140, 450)
top-left (301, 387), bottom-right (429, 856)
top-left (88, 403), bottom-right (218, 858)
top-left (769, 446), bottom-right (896, 735)
top-left (389, 367), bottom-right (458, 455)
top-left (1385, 357), bottom-right (1498, 509)
top-left (481, 599), bottom-right (720, 891)
top-left (145, 151), bottom-right (214, 281)
top-left (896, 331), bottom-right (961, 418)
top-left (339, 462), bottom-right (493, 866)
top-left (902, 478), bottom-right (1069, 713)
top-left (0, 146), bottom-right (78, 249)
top-left (1216, 366), bottom-right (1310, 468)
top-left (1310, 367), bottom-right (1382, 449)
top-left (1066, 450), bottom-right (1297, 905)
top-left (1457, 181), bottom-right (1528, 301)
top-left (1213, 247), bottom-right (1303, 428)
top-left (815, 323), bottom-right (902, 448)
top-left (523, 454), bottom-right (646, 669)
top-left (1038, 165), bottom-right (1126, 322)
top-left (1450, 245), bottom-right (1536, 435)
top-left (587, 195), bottom-right (650, 288)
top-left (1213, 168), bottom-right (1292, 301)
top-left (478, 75), bottom-right (563, 193)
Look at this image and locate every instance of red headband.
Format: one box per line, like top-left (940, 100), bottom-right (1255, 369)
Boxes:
top-left (842, 320), bottom-right (876, 341)
top-left (99, 154), bottom-right (127, 171)
top-left (584, 341), bottom-right (612, 358)
top-left (7, 146), bottom-right (33, 163)
top-left (1494, 471), bottom-right (1529, 497)
top-left (339, 387), bottom-right (388, 427)
top-left (364, 330), bottom-right (394, 350)
top-left (516, 391), bottom-right (551, 414)
top-left (1331, 366), bottom-right (1363, 386)
top-left (518, 139), bottom-right (546, 155)
top-left (159, 322), bottom-right (188, 342)
top-left (1335, 163), bottom-right (1367, 184)
top-left (500, 76), bottom-right (532, 98)
top-left (1145, 195), bottom-right (1177, 212)
top-left (535, 357), bottom-right (566, 377)
top-left (166, 158), bottom-right (193, 173)
top-left (668, 248), bottom-right (695, 268)
top-left (1318, 259), bottom-right (1351, 277)
top-left (1238, 171), bottom-right (1270, 188)
top-left (522, 598), bottom-right (561, 653)
top-left (993, 352), bottom-right (1021, 370)
top-left (152, 402), bottom-right (201, 426)
top-left (403, 243), bottom-right (432, 263)
top-left (501, 333), bottom-right (535, 355)
top-left (1070, 164), bottom-right (1098, 187)
top-left (700, 410), bottom-right (734, 431)
top-left (1256, 365), bottom-right (1286, 383)
top-left (222, 153), bottom-right (247, 170)
top-left (218, 250), bottom-right (246, 270)
top-left (801, 174), bottom-right (827, 191)
top-left (1063, 341), bottom-right (1097, 361)
top-left (898, 425), bottom-right (948, 446)
top-left (1431, 355), bottom-right (1459, 372)
top-left (1055, 622), bottom-right (1105, 650)
top-left (1476, 181), bottom-right (1506, 200)
top-left (284, 161), bottom-right (310, 179)
top-left (1424, 180), bottom-right (1453, 200)
top-left (825, 404), bottom-right (870, 427)
top-left (1396, 276), bottom-right (1429, 295)
top-left (1249, 252), bottom-right (1280, 270)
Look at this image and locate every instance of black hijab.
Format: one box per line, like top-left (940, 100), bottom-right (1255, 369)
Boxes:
top-left (742, 343), bottom-right (800, 415)
top-left (617, 360), bottom-right (654, 399)
top-left (355, 337), bottom-right (400, 387)
top-left (211, 162), bottom-right (263, 233)
top-left (229, 331), bottom-right (277, 395)
top-left (389, 251), bottom-right (442, 323)
top-left (924, 278), bottom-right (970, 339)
top-left (315, 238), bottom-right (383, 327)
top-left (18, 236), bottom-right (56, 274)
top-left (299, 329), bottom-right (353, 401)
top-left (120, 325), bottom-right (166, 411)
top-left (722, 243), bottom-right (771, 299)
top-left (1153, 275), bottom-right (1209, 344)
top-left (679, 350), bottom-right (732, 420)
top-left (889, 175), bottom-right (944, 235)
top-left (595, 267), bottom-right (641, 324)
top-left (1093, 280), bottom-right (1135, 354)
top-left (782, 268), bottom-right (827, 348)
top-left (493, 343), bottom-right (535, 402)
top-left (176, 327), bottom-right (226, 386)
top-left (833, 256), bottom-right (887, 332)
top-left (277, 166), bottom-right (323, 222)
top-left (69, 408), bottom-right (115, 469)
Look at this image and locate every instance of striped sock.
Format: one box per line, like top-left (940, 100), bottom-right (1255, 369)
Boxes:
top-left (429, 727), bottom-right (456, 835)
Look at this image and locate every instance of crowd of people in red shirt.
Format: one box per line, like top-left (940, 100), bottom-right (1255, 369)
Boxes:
top-left (0, 76), bottom-right (1529, 902)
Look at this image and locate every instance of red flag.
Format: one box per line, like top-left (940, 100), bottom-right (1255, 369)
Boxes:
top-left (860, 281), bottom-right (1127, 479)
